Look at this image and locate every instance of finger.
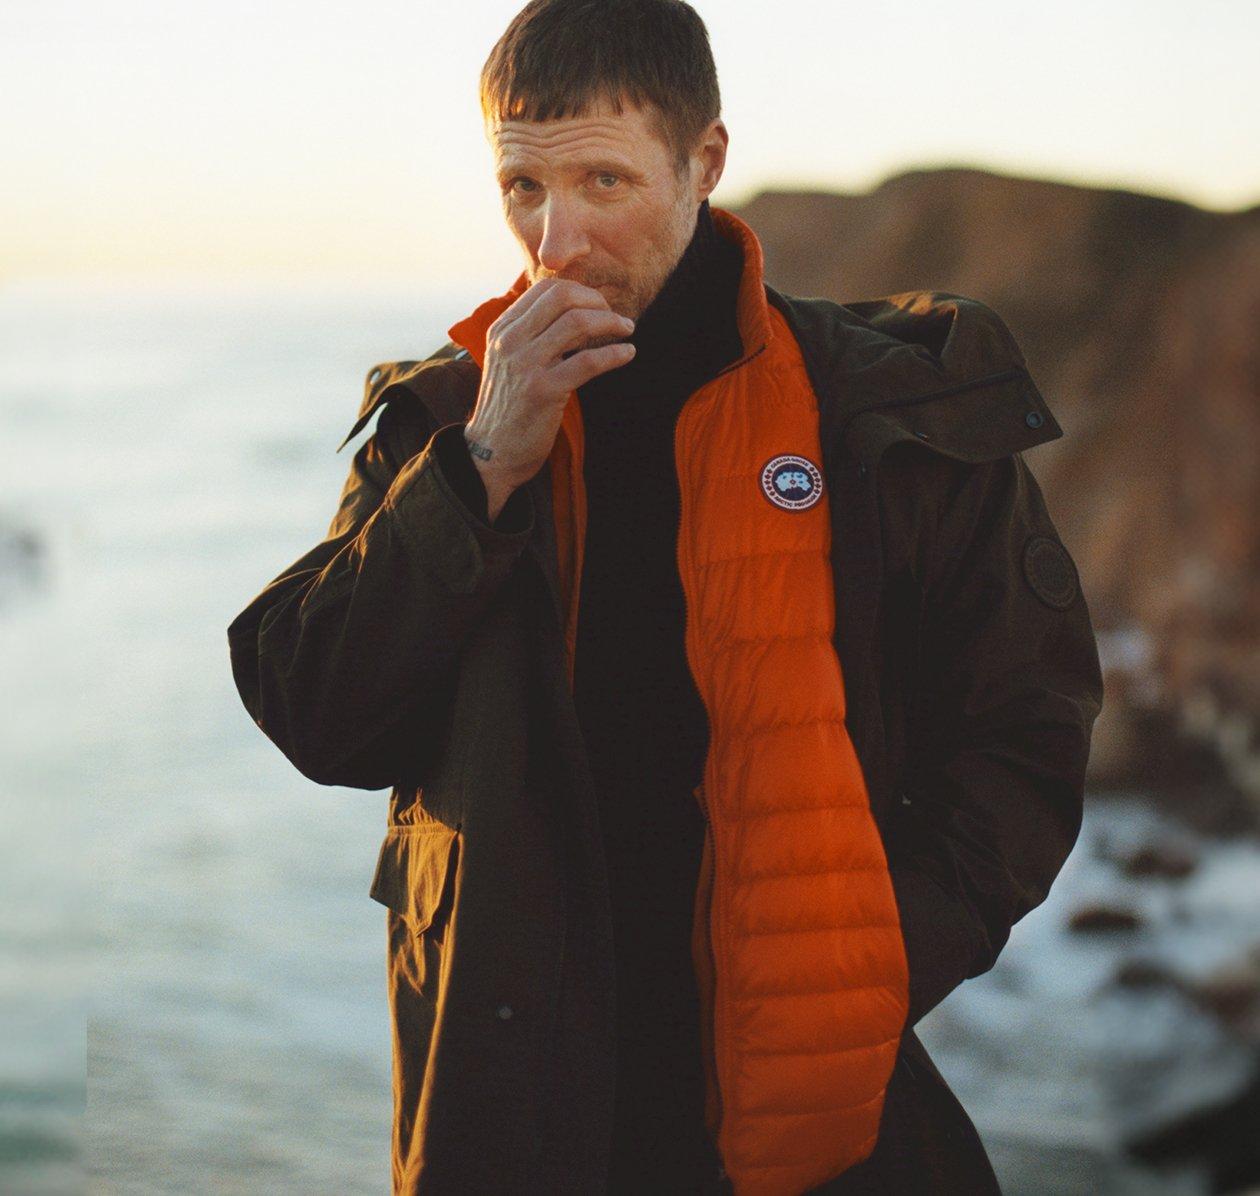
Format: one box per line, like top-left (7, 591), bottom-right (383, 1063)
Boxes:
top-left (550, 342), bottom-right (637, 392)
top-left (482, 279), bottom-right (561, 351)
top-left (534, 306), bottom-right (635, 365)
top-left (496, 278), bottom-right (611, 348)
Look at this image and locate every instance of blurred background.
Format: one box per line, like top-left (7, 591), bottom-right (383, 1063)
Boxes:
top-left (3, 1), bottom-right (1258, 1192)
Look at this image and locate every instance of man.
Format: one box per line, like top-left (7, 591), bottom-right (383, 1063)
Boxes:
top-left (226, 1), bottom-right (1104, 1192)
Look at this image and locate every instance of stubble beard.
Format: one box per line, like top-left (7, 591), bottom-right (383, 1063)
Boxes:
top-left (535, 181), bottom-right (697, 354)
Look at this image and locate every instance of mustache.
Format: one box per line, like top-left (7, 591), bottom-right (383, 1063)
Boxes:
top-left (531, 267), bottom-right (628, 290)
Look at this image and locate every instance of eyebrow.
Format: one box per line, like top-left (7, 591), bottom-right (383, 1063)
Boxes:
top-left (577, 158), bottom-right (635, 175)
top-left (496, 157), bottom-right (639, 182)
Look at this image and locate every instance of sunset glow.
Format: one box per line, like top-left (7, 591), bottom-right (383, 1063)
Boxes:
top-left (4, 0), bottom-right (1257, 290)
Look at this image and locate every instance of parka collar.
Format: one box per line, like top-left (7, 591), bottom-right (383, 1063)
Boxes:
top-left (446, 206), bottom-right (773, 374)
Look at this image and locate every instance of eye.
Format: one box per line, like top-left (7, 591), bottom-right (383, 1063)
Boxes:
top-left (593, 173), bottom-right (621, 190)
top-left (505, 177), bottom-right (540, 196)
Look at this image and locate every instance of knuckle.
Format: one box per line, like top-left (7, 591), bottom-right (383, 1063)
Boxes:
top-left (559, 280), bottom-right (593, 304)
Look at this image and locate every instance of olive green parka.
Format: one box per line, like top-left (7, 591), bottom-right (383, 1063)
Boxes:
top-left (226, 285), bottom-right (1104, 1194)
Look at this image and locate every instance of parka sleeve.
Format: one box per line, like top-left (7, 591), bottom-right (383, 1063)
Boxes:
top-left (225, 399), bottom-right (535, 790)
top-left (887, 449), bottom-right (1104, 1026)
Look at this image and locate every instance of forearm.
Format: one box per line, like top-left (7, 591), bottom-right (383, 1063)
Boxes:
top-left (227, 422), bottom-right (534, 786)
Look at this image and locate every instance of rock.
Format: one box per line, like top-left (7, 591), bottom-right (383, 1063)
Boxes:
top-left (0, 515), bottom-right (46, 610)
top-left (1118, 841), bottom-right (1200, 880)
top-left (733, 174), bottom-right (1260, 828)
top-left (1184, 956), bottom-right (1260, 1039)
top-left (1113, 958), bottom-right (1178, 990)
top-left (1125, 1064), bottom-right (1260, 1194)
top-left (1111, 951), bottom-right (1260, 1041)
top-left (1068, 902), bottom-right (1143, 932)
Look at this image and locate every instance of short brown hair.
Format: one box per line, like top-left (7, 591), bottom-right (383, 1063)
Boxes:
top-left (480, 0), bottom-right (721, 172)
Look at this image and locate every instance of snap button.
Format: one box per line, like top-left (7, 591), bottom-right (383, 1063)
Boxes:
top-left (496, 1004), bottom-right (514, 1020)
top-left (913, 430), bottom-right (929, 440)
top-left (857, 462), bottom-right (867, 478)
top-left (1025, 411), bottom-right (1044, 428)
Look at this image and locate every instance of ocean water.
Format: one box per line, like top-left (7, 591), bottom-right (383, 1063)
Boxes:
top-left (0, 281), bottom-right (482, 1195)
top-left (1, 281), bottom-right (1252, 1194)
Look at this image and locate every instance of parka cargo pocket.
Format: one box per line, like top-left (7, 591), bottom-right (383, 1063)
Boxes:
top-left (369, 821), bottom-right (460, 938)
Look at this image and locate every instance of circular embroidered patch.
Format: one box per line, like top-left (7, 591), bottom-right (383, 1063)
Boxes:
top-left (760, 454), bottom-right (824, 511)
top-left (1022, 534), bottom-right (1080, 610)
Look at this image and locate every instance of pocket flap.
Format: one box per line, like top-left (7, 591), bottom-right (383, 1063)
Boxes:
top-left (368, 822), bottom-right (459, 933)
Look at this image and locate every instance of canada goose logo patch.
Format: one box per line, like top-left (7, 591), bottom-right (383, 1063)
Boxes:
top-left (760, 454), bottom-right (824, 511)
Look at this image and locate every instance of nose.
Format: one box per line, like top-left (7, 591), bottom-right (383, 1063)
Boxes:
top-left (536, 195), bottom-right (591, 275)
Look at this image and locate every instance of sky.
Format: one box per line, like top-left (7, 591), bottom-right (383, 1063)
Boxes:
top-left (3, 0), bottom-right (1258, 292)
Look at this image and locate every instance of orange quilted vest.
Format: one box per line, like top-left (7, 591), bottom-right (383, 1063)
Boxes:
top-left (449, 207), bottom-right (910, 1195)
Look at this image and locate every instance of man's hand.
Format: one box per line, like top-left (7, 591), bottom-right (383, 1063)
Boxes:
top-left (463, 278), bottom-right (636, 520)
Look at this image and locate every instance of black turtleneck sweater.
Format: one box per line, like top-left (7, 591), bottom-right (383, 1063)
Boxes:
top-left (575, 200), bottom-right (743, 1192)
top-left (438, 199), bottom-right (744, 1193)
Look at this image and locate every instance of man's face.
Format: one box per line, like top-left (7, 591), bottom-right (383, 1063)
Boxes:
top-left (489, 96), bottom-right (702, 336)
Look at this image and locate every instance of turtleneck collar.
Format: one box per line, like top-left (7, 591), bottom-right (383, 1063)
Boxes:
top-left (632, 198), bottom-right (735, 339)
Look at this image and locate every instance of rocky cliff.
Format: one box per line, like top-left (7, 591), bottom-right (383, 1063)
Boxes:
top-left (732, 169), bottom-right (1260, 825)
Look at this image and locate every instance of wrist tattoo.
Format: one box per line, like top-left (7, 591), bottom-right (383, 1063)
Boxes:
top-left (465, 437), bottom-right (494, 462)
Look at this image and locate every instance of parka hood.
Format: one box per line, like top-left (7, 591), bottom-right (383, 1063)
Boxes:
top-left (765, 283), bottom-right (1063, 468)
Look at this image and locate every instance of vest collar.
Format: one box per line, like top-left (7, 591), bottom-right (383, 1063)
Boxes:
top-left (447, 206), bottom-right (773, 375)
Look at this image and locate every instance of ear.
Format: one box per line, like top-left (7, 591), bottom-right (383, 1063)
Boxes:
top-left (692, 118), bottom-right (728, 202)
